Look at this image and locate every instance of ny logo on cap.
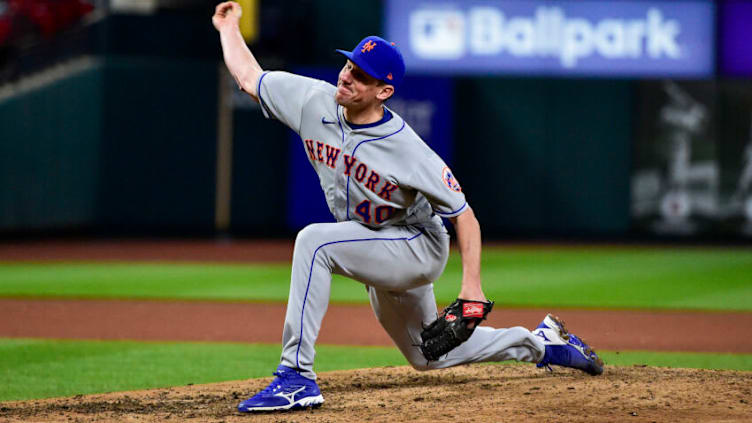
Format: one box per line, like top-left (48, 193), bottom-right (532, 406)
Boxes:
top-left (361, 40), bottom-right (376, 53)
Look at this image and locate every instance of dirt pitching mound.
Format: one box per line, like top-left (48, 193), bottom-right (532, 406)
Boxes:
top-left (2, 364), bottom-right (751, 422)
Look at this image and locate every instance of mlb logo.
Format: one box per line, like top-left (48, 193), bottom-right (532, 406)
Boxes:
top-left (409, 9), bottom-right (466, 59)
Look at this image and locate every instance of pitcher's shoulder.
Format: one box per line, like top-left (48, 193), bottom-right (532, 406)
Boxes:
top-left (262, 71), bottom-right (336, 96)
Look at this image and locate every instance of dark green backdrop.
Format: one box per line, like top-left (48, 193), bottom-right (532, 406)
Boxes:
top-left (454, 78), bottom-right (632, 236)
top-left (0, 64), bottom-right (104, 230)
top-left (0, 6), bottom-right (732, 239)
top-left (0, 57), bottom-right (218, 233)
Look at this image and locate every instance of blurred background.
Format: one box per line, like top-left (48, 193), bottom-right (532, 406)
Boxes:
top-left (1, 0), bottom-right (752, 242)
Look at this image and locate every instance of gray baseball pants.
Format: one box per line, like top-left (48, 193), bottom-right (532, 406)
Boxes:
top-left (279, 218), bottom-right (545, 379)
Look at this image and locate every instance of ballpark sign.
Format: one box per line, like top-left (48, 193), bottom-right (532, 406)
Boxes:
top-left (385, 0), bottom-right (715, 77)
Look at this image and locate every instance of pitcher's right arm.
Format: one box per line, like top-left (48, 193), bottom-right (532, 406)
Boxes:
top-left (213, 1), bottom-right (263, 101)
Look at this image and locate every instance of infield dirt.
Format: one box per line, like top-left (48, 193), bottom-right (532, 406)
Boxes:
top-left (2, 240), bottom-right (751, 421)
top-left (1, 364), bottom-right (751, 422)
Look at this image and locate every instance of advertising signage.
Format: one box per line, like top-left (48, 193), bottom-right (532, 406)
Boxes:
top-left (720, 0), bottom-right (752, 76)
top-left (385, 0), bottom-right (715, 77)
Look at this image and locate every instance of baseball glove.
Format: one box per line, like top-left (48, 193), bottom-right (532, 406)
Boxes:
top-left (420, 298), bottom-right (494, 361)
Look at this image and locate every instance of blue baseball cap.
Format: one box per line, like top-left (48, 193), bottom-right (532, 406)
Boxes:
top-left (336, 36), bottom-right (405, 89)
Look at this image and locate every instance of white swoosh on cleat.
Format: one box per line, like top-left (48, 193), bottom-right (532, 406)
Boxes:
top-left (274, 386), bottom-right (306, 405)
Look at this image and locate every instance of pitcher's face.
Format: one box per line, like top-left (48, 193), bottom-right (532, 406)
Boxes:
top-left (335, 60), bottom-right (390, 107)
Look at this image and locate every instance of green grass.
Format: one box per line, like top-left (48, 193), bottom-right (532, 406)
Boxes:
top-left (2, 247), bottom-right (749, 402)
top-left (0, 338), bottom-right (406, 402)
top-left (436, 247), bottom-right (752, 310)
top-left (1, 247), bottom-right (751, 310)
top-left (0, 263), bottom-right (292, 301)
top-left (599, 350), bottom-right (752, 371)
top-left (2, 338), bottom-right (750, 402)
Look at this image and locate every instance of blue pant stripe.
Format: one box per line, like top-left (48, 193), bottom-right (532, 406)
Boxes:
top-left (295, 231), bottom-right (424, 369)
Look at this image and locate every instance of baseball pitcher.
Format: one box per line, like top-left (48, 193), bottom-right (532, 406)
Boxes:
top-left (212, 1), bottom-right (603, 413)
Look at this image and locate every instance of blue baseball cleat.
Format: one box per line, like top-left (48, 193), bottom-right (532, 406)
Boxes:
top-left (532, 314), bottom-right (604, 376)
top-left (237, 365), bottom-right (324, 412)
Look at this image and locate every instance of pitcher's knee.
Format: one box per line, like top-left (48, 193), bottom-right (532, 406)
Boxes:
top-left (295, 223), bottom-right (329, 250)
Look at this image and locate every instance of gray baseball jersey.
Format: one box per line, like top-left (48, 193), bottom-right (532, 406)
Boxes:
top-left (257, 71), bottom-right (467, 227)
top-left (255, 71), bottom-right (544, 379)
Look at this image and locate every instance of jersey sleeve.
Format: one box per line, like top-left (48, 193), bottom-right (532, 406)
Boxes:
top-left (256, 71), bottom-right (322, 133)
top-left (405, 149), bottom-right (468, 218)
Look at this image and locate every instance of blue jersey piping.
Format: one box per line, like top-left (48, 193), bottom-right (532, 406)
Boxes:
top-left (336, 104), bottom-right (345, 145)
top-left (346, 108), bottom-right (393, 130)
top-left (345, 120), bottom-right (406, 220)
top-left (257, 72), bottom-right (272, 116)
top-left (434, 202), bottom-right (468, 217)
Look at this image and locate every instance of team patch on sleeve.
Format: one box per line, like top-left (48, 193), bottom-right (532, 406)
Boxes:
top-left (442, 166), bottom-right (462, 193)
